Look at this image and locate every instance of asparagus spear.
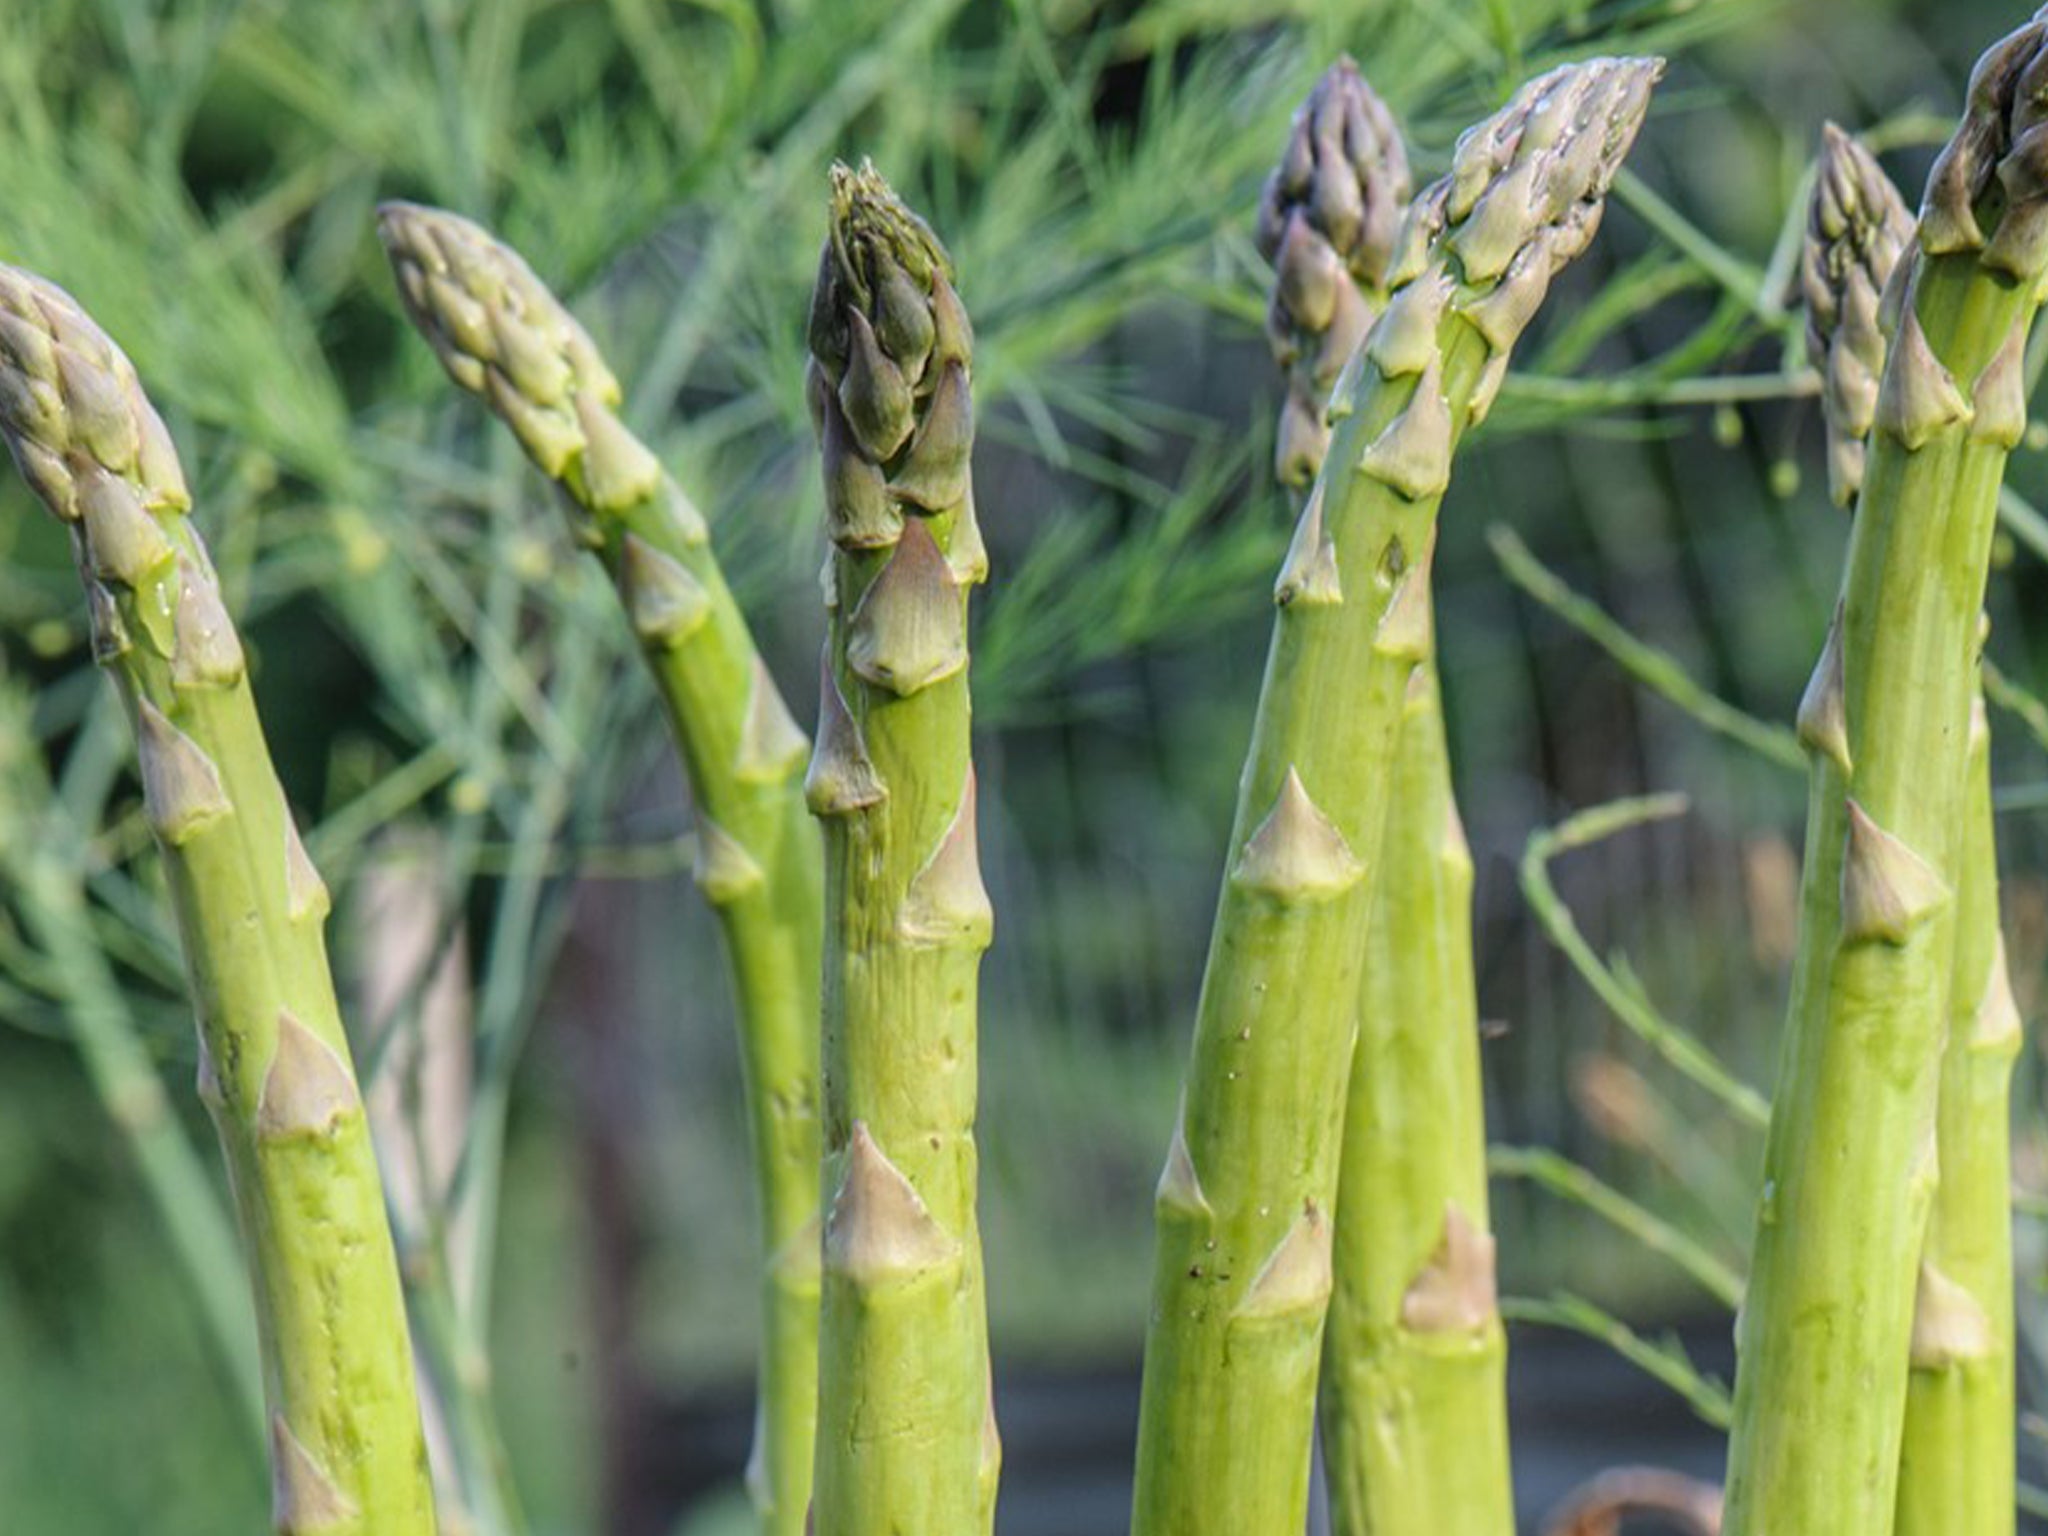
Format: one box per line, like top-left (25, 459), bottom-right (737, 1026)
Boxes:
top-left (1724, 24), bottom-right (2048, 1533)
top-left (0, 684), bottom-right (264, 1442)
top-left (805, 161), bottom-right (997, 1536)
top-left (1801, 123), bottom-right (2019, 1536)
top-left (0, 266), bottom-right (435, 1534)
top-left (376, 205), bottom-right (824, 1536)
top-left (1132, 59), bottom-right (1660, 1536)
top-left (1257, 60), bottom-right (1511, 1536)
top-left (1896, 702), bottom-right (2018, 1536)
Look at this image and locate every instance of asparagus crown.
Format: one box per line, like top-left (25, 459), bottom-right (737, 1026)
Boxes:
top-left (0, 266), bottom-right (189, 526)
top-left (0, 266), bottom-right (234, 675)
top-left (806, 160), bottom-right (980, 574)
top-left (1350, 57), bottom-right (1661, 438)
top-left (376, 202), bottom-right (676, 520)
top-left (1802, 125), bottom-right (1913, 508)
top-left (1918, 7), bottom-right (2048, 274)
top-left (1257, 57), bottom-right (1412, 488)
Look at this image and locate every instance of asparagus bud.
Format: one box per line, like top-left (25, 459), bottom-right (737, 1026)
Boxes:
top-left (0, 267), bottom-right (434, 1535)
top-left (1727, 16), bottom-right (2048, 1535)
top-left (806, 161), bottom-right (999, 1536)
top-left (378, 204), bottom-right (824, 1536)
top-left (1802, 125), bottom-right (1915, 507)
top-left (1133, 58), bottom-right (1659, 1536)
top-left (807, 161), bottom-right (983, 578)
top-left (1256, 58), bottom-right (1412, 487)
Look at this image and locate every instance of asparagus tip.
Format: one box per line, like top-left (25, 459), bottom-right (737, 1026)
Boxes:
top-left (1801, 123), bottom-right (1912, 505)
top-left (375, 200), bottom-right (621, 426)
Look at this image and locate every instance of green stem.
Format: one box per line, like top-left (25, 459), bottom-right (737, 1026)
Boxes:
top-left (1895, 702), bottom-right (2018, 1536)
top-left (1320, 669), bottom-right (1511, 1536)
top-left (0, 785), bottom-right (264, 1440)
top-left (378, 205), bottom-right (823, 1536)
top-left (0, 265), bottom-right (435, 1532)
top-left (1133, 59), bottom-right (1660, 1536)
top-left (806, 162), bottom-right (998, 1536)
top-left (1724, 22), bottom-right (2048, 1529)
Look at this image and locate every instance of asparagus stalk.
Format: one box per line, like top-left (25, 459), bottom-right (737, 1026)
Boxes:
top-left (1896, 703), bottom-right (2018, 1536)
top-left (1132, 59), bottom-right (1660, 1536)
top-left (1724, 23), bottom-right (2048, 1532)
top-left (0, 688), bottom-right (264, 1441)
top-left (0, 266), bottom-right (435, 1533)
top-left (1803, 122), bottom-right (2020, 1536)
top-left (1256, 60), bottom-right (1511, 1536)
top-left (804, 161), bottom-right (998, 1536)
top-left (376, 205), bottom-right (824, 1536)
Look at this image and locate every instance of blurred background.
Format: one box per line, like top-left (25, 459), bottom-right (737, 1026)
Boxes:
top-left (4, 0), bottom-right (2048, 1531)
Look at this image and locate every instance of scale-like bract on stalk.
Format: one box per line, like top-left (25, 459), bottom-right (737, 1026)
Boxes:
top-left (0, 266), bottom-right (435, 1536)
top-left (1256, 57), bottom-right (1411, 489)
top-left (1254, 57), bottom-right (1511, 1536)
top-left (1132, 57), bottom-right (1661, 1536)
top-left (1726, 19), bottom-right (2048, 1536)
top-left (377, 203), bottom-right (825, 1536)
top-left (805, 161), bottom-right (998, 1536)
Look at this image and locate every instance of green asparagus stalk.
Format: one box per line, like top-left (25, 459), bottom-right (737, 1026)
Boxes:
top-left (1723, 22), bottom-right (2048, 1533)
top-left (0, 687), bottom-right (264, 1442)
top-left (1802, 121), bottom-right (2020, 1536)
top-left (1896, 701), bottom-right (2018, 1536)
top-left (1255, 60), bottom-right (1511, 1536)
top-left (804, 161), bottom-right (997, 1536)
top-left (1132, 58), bottom-right (1660, 1536)
top-left (375, 205), bottom-right (824, 1536)
top-left (0, 265), bottom-right (435, 1533)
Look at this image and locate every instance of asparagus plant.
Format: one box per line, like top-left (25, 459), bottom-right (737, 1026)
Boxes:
top-left (1801, 122), bottom-right (2019, 1536)
top-left (1133, 58), bottom-right (1660, 1536)
top-left (376, 204), bottom-right (824, 1536)
top-left (1724, 22), bottom-right (2048, 1533)
top-left (0, 266), bottom-right (434, 1533)
top-left (1256, 60), bottom-right (1511, 1536)
top-left (804, 161), bottom-right (997, 1536)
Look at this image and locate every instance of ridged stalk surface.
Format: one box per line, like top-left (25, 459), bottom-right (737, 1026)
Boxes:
top-left (0, 265), bottom-right (434, 1534)
top-left (1256, 60), bottom-right (1511, 1536)
top-left (804, 163), bottom-right (998, 1536)
top-left (1131, 58), bottom-right (1659, 1536)
top-left (377, 203), bottom-right (823, 1536)
top-left (1725, 20), bottom-right (2048, 1532)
